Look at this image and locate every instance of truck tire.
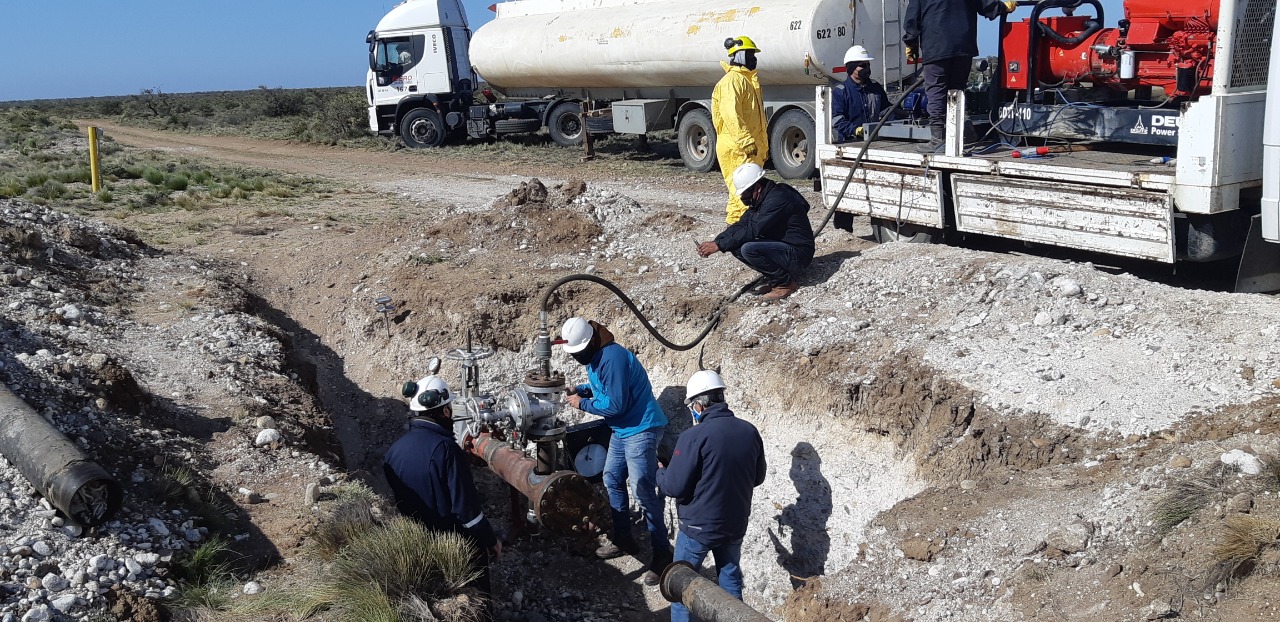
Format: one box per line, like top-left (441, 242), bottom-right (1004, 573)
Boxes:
top-left (400, 108), bottom-right (447, 148)
top-left (548, 104), bottom-right (584, 147)
top-left (769, 109), bottom-right (815, 179)
top-left (677, 110), bottom-right (717, 173)
top-left (495, 118), bottom-right (542, 134)
top-left (870, 217), bottom-right (943, 244)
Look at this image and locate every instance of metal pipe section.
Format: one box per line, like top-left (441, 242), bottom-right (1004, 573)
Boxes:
top-left (659, 562), bottom-right (774, 622)
top-left (0, 387), bottom-right (123, 527)
top-left (470, 433), bottom-right (600, 534)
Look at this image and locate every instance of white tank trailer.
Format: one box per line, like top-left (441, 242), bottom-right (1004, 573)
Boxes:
top-left (366, 0), bottom-right (909, 178)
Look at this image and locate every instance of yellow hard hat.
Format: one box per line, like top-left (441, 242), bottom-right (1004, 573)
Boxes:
top-left (724, 35), bottom-right (761, 56)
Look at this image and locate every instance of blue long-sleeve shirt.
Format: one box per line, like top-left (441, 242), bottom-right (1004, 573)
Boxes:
top-left (383, 419), bottom-right (497, 548)
top-left (575, 342), bottom-right (667, 438)
top-left (832, 78), bottom-right (891, 143)
top-left (657, 403), bottom-right (766, 546)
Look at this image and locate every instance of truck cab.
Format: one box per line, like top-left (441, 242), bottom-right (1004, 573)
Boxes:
top-left (366, 0), bottom-right (475, 147)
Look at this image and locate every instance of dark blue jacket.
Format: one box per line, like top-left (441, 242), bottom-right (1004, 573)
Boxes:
top-left (576, 342), bottom-right (667, 439)
top-left (714, 179), bottom-right (816, 266)
top-left (383, 418), bottom-right (497, 549)
top-left (904, 0), bottom-right (1006, 63)
top-left (657, 403), bottom-right (766, 547)
top-left (832, 78), bottom-right (891, 143)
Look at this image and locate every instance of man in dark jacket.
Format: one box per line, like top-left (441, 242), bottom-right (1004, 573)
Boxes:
top-left (384, 375), bottom-right (502, 599)
top-left (696, 162), bottom-right (815, 301)
top-left (904, 0), bottom-right (1016, 150)
top-left (657, 370), bottom-right (766, 622)
top-left (832, 45), bottom-right (891, 143)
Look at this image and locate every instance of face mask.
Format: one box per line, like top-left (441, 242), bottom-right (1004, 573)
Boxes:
top-left (849, 64), bottom-right (870, 81)
top-left (688, 404), bottom-right (702, 424)
top-left (571, 349), bottom-right (595, 365)
top-left (744, 52), bottom-right (758, 71)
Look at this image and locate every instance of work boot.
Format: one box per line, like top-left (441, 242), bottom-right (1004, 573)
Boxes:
top-left (747, 280), bottom-right (776, 296)
top-left (644, 549), bottom-right (674, 586)
top-left (596, 537), bottom-right (639, 560)
top-left (762, 280), bottom-right (799, 301)
top-left (915, 125), bottom-right (944, 153)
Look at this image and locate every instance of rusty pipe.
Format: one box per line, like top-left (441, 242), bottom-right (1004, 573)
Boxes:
top-left (660, 562), bottom-right (774, 622)
top-left (469, 433), bottom-right (601, 534)
top-left (0, 386), bottom-right (122, 527)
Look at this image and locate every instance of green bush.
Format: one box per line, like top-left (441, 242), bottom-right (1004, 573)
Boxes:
top-left (33, 179), bottom-right (66, 200)
top-left (24, 172), bottom-right (49, 187)
top-left (52, 166), bottom-right (92, 185)
top-left (143, 168), bottom-right (165, 185)
top-left (164, 174), bottom-right (189, 191)
top-left (259, 86), bottom-right (307, 118)
top-left (95, 189), bottom-right (113, 203)
top-left (0, 178), bottom-right (23, 198)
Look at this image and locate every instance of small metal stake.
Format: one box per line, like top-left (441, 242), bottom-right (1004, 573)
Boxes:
top-left (374, 295), bottom-right (394, 338)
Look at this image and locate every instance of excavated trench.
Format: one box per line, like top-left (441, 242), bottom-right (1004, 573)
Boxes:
top-left (250, 269), bottom-right (1121, 617)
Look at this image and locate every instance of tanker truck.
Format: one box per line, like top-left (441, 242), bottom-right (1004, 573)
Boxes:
top-left (814, 0), bottom-right (1280, 292)
top-left (365, 0), bottom-right (907, 179)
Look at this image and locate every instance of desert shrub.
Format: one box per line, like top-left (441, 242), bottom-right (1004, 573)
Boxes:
top-left (230, 187), bottom-right (250, 201)
top-left (95, 189), bottom-right (113, 203)
top-left (210, 184), bottom-right (232, 199)
top-left (191, 170), bottom-right (213, 185)
top-left (24, 172), bottom-right (49, 188)
top-left (312, 498), bottom-right (380, 559)
top-left (33, 179), bottom-right (66, 200)
top-left (259, 86), bottom-right (307, 118)
top-left (264, 185), bottom-right (294, 198)
top-left (313, 89), bottom-right (368, 141)
top-left (142, 168), bottom-right (165, 185)
top-left (164, 174), bottom-right (189, 191)
top-left (52, 166), bottom-right (92, 185)
top-left (1152, 474), bottom-right (1221, 535)
top-left (296, 517), bottom-right (483, 621)
top-left (0, 178), bottom-right (23, 198)
top-left (172, 538), bottom-right (237, 611)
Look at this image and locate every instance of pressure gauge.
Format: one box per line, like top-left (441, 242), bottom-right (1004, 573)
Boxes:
top-left (573, 443), bottom-right (607, 478)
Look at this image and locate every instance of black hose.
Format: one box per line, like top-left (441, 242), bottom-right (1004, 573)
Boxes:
top-left (539, 273), bottom-right (762, 351)
top-left (814, 69), bottom-right (926, 236)
top-left (538, 73), bottom-right (924, 352)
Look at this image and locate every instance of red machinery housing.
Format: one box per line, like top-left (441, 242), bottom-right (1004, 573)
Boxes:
top-left (1002, 0), bottom-right (1218, 98)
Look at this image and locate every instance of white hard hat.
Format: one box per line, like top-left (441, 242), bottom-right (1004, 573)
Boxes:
top-left (685, 370), bottom-right (727, 404)
top-left (731, 163), bottom-right (765, 197)
top-left (408, 375), bottom-right (453, 411)
top-left (844, 45), bottom-right (874, 63)
top-left (560, 317), bottom-right (594, 353)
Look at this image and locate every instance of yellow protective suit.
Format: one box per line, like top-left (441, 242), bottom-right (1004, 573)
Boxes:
top-left (711, 63), bottom-right (768, 224)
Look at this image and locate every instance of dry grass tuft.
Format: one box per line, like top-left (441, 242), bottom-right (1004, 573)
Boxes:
top-left (1205, 513), bottom-right (1280, 591)
top-left (311, 497), bottom-right (379, 560)
top-left (1152, 474), bottom-right (1222, 535)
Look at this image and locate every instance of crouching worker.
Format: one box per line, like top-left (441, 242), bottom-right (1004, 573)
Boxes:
top-left (696, 163), bottom-right (816, 301)
top-left (657, 371), bottom-right (766, 622)
top-left (384, 376), bottom-right (502, 610)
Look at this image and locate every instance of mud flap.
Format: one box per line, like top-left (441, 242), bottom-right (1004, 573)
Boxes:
top-left (1235, 215), bottom-right (1280, 294)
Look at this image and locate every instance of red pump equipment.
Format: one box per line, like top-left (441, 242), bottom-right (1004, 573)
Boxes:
top-left (1002, 0), bottom-right (1217, 98)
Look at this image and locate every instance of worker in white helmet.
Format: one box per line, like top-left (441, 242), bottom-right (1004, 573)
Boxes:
top-left (560, 317), bottom-right (672, 585)
top-left (695, 162), bottom-right (815, 301)
top-left (384, 375), bottom-right (501, 608)
top-left (831, 45), bottom-right (892, 143)
top-left (657, 370), bottom-right (766, 622)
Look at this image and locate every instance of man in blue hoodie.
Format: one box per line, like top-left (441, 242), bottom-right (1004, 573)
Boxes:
top-left (561, 317), bottom-right (671, 585)
top-left (657, 370), bottom-right (766, 622)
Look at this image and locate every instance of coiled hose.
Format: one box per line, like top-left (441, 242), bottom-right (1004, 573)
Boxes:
top-left (540, 75), bottom-right (926, 352)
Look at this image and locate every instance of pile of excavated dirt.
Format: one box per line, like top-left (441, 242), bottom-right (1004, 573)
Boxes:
top-left (0, 199), bottom-right (339, 621)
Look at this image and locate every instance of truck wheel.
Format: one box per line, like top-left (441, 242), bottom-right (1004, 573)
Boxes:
top-left (769, 109), bottom-right (815, 179)
top-left (548, 105), bottom-right (584, 147)
top-left (495, 118), bottom-right (542, 134)
top-left (400, 108), bottom-right (446, 148)
top-left (677, 110), bottom-right (717, 173)
top-left (870, 217), bottom-right (943, 244)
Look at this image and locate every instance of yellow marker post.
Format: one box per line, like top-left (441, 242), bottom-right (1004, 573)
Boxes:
top-left (87, 126), bottom-right (101, 193)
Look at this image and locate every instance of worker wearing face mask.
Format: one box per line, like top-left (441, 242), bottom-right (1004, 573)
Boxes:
top-left (831, 45), bottom-right (892, 143)
top-left (657, 370), bottom-right (766, 622)
top-left (713, 35), bottom-right (769, 225)
top-left (561, 317), bottom-right (672, 586)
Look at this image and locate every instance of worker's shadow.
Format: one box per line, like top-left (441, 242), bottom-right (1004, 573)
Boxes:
top-left (803, 249), bottom-right (860, 287)
top-left (767, 441), bottom-right (832, 589)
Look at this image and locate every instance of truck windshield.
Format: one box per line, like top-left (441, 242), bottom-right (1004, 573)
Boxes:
top-left (372, 38), bottom-right (413, 72)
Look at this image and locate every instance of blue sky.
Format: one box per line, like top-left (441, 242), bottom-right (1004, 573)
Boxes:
top-left (0, 0), bottom-right (1124, 102)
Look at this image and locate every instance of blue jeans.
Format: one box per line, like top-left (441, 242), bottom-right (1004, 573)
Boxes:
top-left (670, 531), bottom-right (744, 622)
top-left (603, 428), bottom-right (669, 553)
top-left (731, 240), bottom-right (809, 286)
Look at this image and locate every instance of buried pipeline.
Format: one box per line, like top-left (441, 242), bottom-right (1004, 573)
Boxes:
top-left (0, 386), bottom-right (122, 527)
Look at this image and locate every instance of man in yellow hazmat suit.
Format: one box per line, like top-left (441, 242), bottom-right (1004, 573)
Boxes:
top-left (712, 36), bottom-right (768, 225)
